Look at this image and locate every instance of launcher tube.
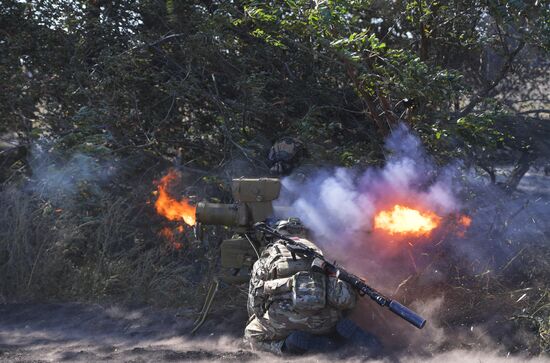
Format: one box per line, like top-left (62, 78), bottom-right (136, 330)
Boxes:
top-left (196, 202), bottom-right (239, 226)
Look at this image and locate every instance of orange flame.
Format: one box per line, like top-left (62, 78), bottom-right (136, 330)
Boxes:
top-left (374, 205), bottom-right (441, 236)
top-left (459, 215), bottom-right (472, 227)
top-left (455, 215), bottom-right (472, 237)
top-left (154, 169), bottom-right (196, 226)
top-left (159, 227), bottom-right (183, 250)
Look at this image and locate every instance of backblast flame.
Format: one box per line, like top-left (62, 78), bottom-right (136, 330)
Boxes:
top-left (154, 169), bottom-right (196, 226)
top-left (455, 214), bottom-right (472, 237)
top-left (459, 215), bottom-right (472, 227)
top-left (159, 227), bottom-right (183, 250)
top-left (374, 204), bottom-right (441, 236)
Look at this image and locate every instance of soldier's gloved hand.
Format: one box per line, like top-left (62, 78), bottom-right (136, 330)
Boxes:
top-left (269, 161), bottom-right (292, 176)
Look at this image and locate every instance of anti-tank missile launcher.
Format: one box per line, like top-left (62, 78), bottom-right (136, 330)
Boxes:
top-left (195, 177), bottom-right (281, 284)
top-left (193, 177), bottom-right (426, 333)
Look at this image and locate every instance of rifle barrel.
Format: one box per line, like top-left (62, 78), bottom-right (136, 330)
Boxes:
top-left (254, 223), bottom-right (427, 330)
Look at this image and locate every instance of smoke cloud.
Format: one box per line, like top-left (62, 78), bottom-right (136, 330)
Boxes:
top-left (27, 143), bottom-right (117, 204)
top-left (276, 123), bottom-right (548, 272)
top-left (278, 125), bottom-right (461, 237)
top-left (274, 124), bottom-right (550, 357)
top-left (275, 124), bottom-right (465, 280)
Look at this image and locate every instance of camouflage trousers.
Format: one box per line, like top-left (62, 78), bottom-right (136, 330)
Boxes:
top-left (245, 316), bottom-right (383, 357)
top-left (244, 300), bottom-right (342, 355)
top-left (244, 316), bottom-right (286, 355)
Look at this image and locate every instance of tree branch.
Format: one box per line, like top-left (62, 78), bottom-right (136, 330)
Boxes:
top-left (458, 41), bottom-right (525, 118)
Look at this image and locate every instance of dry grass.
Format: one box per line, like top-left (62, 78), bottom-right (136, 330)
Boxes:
top-left (0, 186), bottom-right (210, 309)
top-left (1, 178), bottom-right (548, 357)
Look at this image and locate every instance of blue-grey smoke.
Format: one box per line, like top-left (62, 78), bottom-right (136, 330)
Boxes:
top-left (27, 144), bottom-right (116, 204)
top-left (276, 124), bottom-right (460, 245)
top-left (275, 124), bottom-right (549, 284)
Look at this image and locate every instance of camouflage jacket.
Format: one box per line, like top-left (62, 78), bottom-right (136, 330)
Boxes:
top-left (245, 238), bottom-right (356, 348)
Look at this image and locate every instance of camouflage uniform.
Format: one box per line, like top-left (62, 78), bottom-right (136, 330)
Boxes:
top-left (244, 235), bottom-right (356, 354)
top-left (268, 137), bottom-right (305, 176)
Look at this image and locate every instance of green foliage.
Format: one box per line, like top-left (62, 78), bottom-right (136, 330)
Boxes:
top-left (457, 113), bottom-right (508, 151)
top-left (2, 0), bottom-right (547, 169)
top-left (0, 0), bottom-right (548, 306)
top-left (57, 107), bottom-right (114, 156)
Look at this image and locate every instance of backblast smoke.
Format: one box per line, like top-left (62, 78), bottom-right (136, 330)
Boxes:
top-left (274, 124), bottom-right (550, 356)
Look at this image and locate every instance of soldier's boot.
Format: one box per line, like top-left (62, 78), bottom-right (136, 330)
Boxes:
top-left (282, 331), bottom-right (336, 355)
top-left (336, 319), bottom-right (383, 356)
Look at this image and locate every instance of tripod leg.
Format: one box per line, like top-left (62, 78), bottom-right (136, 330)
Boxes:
top-left (191, 278), bottom-right (219, 334)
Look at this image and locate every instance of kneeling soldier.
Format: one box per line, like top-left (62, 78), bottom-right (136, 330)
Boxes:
top-left (244, 219), bottom-right (381, 355)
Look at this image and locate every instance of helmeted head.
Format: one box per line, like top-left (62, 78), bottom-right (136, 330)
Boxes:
top-left (268, 137), bottom-right (305, 176)
top-left (274, 217), bottom-right (308, 238)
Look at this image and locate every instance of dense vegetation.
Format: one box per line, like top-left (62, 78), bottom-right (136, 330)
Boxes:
top-left (0, 0), bottom-right (549, 356)
top-left (2, 1), bottom-right (549, 173)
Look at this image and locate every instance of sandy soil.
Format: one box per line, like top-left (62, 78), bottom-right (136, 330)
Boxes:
top-left (2, 302), bottom-right (549, 363)
top-left (0, 303), bottom-right (257, 362)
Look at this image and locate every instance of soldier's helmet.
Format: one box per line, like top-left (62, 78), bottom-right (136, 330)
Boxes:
top-left (274, 218), bottom-right (308, 238)
top-left (268, 137), bottom-right (305, 176)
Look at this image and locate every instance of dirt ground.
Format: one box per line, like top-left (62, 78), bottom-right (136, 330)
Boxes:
top-left (2, 302), bottom-right (550, 363)
top-left (0, 303), bottom-right (256, 362)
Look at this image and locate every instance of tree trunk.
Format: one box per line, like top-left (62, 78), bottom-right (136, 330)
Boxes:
top-left (505, 150), bottom-right (535, 191)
